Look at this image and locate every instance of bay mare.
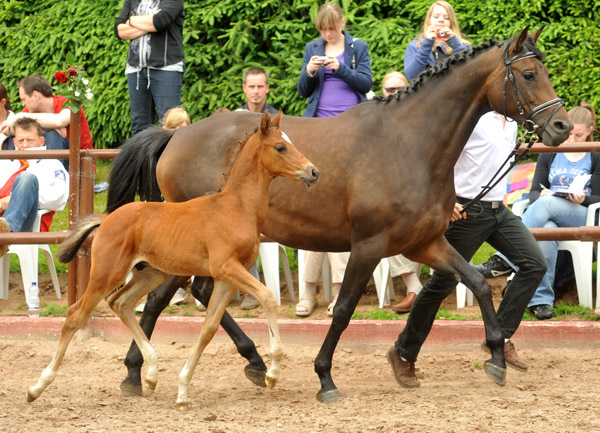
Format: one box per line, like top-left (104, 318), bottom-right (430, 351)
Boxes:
top-left (108, 28), bottom-right (572, 403)
top-left (26, 112), bottom-right (319, 410)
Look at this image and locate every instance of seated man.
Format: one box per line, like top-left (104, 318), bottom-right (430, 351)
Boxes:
top-left (0, 118), bottom-right (69, 257)
top-left (0, 75), bottom-right (94, 169)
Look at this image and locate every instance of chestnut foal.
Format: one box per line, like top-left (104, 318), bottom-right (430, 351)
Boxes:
top-left (26, 111), bottom-right (319, 410)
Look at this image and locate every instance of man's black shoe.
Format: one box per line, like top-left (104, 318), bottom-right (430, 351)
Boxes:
top-left (474, 255), bottom-right (513, 278)
top-left (531, 304), bottom-right (554, 320)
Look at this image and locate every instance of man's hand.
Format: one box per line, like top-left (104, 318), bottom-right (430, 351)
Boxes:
top-left (450, 202), bottom-right (465, 222)
top-left (0, 196), bottom-right (10, 213)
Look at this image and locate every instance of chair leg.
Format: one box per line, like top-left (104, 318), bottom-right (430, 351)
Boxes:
top-left (41, 246), bottom-right (61, 300)
top-left (259, 242), bottom-right (281, 305)
top-left (562, 243), bottom-right (593, 309)
top-left (0, 255), bottom-right (9, 300)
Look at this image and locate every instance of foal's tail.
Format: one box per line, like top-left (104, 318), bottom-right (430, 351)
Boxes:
top-left (106, 127), bottom-right (175, 213)
top-left (57, 215), bottom-right (105, 263)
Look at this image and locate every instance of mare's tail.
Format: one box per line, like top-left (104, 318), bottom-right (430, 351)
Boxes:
top-left (106, 127), bottom-right (175, 213)
top-left (57, 215), bottom-right (105, 263)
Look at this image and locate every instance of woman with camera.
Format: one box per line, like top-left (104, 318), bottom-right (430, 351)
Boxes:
top-left (295, 2), bottom-right (372, 317)
top-left (403, 1), bottom-right (470, 80)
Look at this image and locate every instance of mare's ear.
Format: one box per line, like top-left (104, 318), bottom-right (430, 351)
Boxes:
top-left (530, 25), bottom-right (545, 44)
top-left (260, 110), bottom-right (271, 136)
top-left (271, 110), bottom-right (282, 129)
top-left (511, 26), bottom-right (530, 55)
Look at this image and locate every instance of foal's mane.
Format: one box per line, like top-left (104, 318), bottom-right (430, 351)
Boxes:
top-left (220, 127), bottom-right (259, 190)
top-left (373, 35), bottom-right (545, 104)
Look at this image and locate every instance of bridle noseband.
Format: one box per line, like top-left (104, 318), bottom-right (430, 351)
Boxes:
top-left (460, 39), bottom-right (565, 215)
top-left (502, 40), bottom-right (564, 138)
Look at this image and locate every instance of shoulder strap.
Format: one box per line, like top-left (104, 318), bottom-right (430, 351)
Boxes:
top-left (351, 37), bottom-right (359, 69)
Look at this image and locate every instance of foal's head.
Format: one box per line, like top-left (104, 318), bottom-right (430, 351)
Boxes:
top-left (256, 110), bottom-right (319, 188)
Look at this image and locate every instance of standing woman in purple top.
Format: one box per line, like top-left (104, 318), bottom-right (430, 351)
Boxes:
top-left (403, 1), bottom-right (470, 81)
top-left (295, 2), bottom-right (372, 317)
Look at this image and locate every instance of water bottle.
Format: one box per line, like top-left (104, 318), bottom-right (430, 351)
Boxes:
top-left (28, 282), bottom-right (40, 318)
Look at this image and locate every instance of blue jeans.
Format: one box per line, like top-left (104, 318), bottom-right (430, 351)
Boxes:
top-left (127, 69), bottom-right (183, 135)
top-left (3, 172), bottom-right (39, 232)
top-left (498, 196), bottom-right (587, 307)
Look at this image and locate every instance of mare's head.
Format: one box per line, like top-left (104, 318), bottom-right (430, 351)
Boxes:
top-left (487, 26), bottom-right (572, 146)
top-left (256, 110), bottom-right (319, 188)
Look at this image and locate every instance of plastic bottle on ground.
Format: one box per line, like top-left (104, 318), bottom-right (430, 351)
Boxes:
top-left (28, 282), bottom-right (40, 318)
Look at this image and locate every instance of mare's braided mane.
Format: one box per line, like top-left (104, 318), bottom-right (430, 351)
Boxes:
top-left (372, 35), bottom-right (545, 105)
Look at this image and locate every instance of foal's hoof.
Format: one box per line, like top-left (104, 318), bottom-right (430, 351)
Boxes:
top-left (120, 381), bottom-right (143, 397)
top-left (144, 379), bottom-right (157, 392)
top-left (265, 375), bottom-right (278, 389)
top-left (25, 389), bottom-right (37, 403)
top-left (244, 365), bottom-right (267, 388)
top-left (316, 388), bottom-right (343, 404)
top-left (176, 401), bottom-right (190, 412)
top-left (484, 360), bottom-right (506, 386)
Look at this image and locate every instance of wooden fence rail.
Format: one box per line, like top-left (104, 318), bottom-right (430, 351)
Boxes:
top-left (0, 136), bottom-right (599, 305)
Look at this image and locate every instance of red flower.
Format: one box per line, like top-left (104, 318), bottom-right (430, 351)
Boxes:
top-left (54, 71), bottom-right (68, 83)
top-left (68, 67), bottom-right (78, 77)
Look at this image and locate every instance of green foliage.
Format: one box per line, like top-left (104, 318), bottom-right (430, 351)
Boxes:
top-left (0, 1), bottom-right (597, 148)
top-left (351, 308), bottom-right (401, 320)
top-left (40, 303), bottom-right (68, 317)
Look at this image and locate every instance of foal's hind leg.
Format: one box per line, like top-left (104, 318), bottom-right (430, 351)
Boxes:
top-left (108, 266), bottom-right (169, 393)
top-left (27, 272), bottom-right (124, 402)
top-left (121, 274), bottom-right (189, 397)
top-left (176, 280), bottom-right (236, 411)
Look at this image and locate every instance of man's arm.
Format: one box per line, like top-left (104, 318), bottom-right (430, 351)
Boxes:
top-left (13, 109), bottom-right (71, 133)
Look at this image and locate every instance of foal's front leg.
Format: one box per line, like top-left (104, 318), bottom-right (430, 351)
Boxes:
top-left (176, 280), bottom-right (236, 411)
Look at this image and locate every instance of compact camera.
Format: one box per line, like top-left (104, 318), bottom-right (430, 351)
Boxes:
top-left (435, 29), bottom-right (447, 38)
top-left (316, 56), bottom-right (330, 63)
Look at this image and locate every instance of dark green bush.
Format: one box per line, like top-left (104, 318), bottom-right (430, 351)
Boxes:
top-left (0, 0), bottom-right (597, 148)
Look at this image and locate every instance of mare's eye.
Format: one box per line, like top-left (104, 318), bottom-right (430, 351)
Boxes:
top-left (275, 144), bottom-right (287, 153)
top-left (523, 72), bottom-right (535, 81)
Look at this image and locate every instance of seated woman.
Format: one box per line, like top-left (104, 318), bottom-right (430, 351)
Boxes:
top-left (477, 102), bottom-right (599, 320)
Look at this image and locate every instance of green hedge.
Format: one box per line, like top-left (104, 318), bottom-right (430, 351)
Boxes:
top-left (0, 0), bottom-right (598, 148)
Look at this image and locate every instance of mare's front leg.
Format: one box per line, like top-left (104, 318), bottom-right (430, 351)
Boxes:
top-left (420, 237), bottom-right (506, 385)
top-left (109, 266), bottom-right (170, 394)
top-left (315, 240), bottom-right (385, 404)
top-left (176, 280), bottom-right (236, 411)
top-left (190, 276), bottom-right (267, 386)
top-left (121, 274), bottom-right (188, 397)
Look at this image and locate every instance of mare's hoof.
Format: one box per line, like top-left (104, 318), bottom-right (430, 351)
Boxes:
top-left (244, 365), bottom-right (267, 388)
top-left (176, 402), bottom-right (189, 412)
top-left (120, 381), bottom-right (143, 397)
top-left (484, 360), bottom-right (506, 386)
top-left (316, 388), bottom-right (343, 404)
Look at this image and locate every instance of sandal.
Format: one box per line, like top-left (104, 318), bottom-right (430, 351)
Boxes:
top-left (327, 296), bottom-right (338, 316)
top-left (295, 296), bottom-right (317, 317)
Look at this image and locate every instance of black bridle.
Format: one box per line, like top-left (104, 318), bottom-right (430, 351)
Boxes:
top-left (460, 39), bottom-right (565, 214)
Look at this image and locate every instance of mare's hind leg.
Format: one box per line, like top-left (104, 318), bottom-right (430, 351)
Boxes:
top-left (176, 280), bottom-right (236, 411)
top-left (191, 277), bottom-right (267, 387)
top-left (27, 270), bottom-right (126, 402)
top-left (121, 274), bottom-right (189, 396)
top-left (108, 265), bottom-right (169, 393)
top-left (314, 239), bottom-right (384, 404)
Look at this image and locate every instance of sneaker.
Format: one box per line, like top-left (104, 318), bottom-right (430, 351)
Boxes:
top-left (0, 217), bottom-right (10, 258)
top-left (169, 288), bottom-right (187, 306)
top-left (240, 294), bottom-right (259, 310)
top-left (474, 255), bottom-right (513, 278)
top-left (530, 304), bottom-right (554, 320)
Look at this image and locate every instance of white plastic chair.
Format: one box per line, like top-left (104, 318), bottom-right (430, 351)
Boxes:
top-left (258, 242), bottom-right (295, 305)
top-left (512, 199), bottom-right (600, 309)
top-left (0, 209), bottom-right (61, 303)
top-left (297, 250), bottom-right (395, 308)
top-left (428, 261), bottom-right (474, 309)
